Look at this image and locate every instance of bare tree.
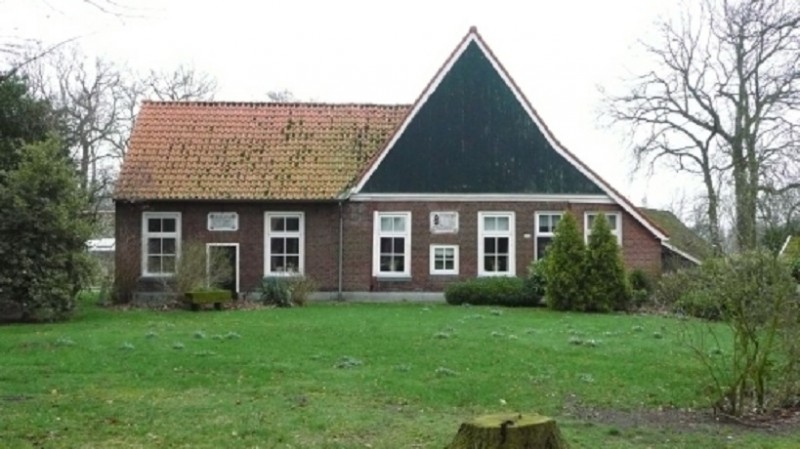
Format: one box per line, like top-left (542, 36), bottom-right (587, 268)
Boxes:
top-left (143, 65), bottom-right (217, 101)
top-left (26, 46), bottom-right (123, 198)
top-left (109, 65), bottom-right (217, 158)
top-left (23, 45), bottom-right (218, 201)
top-left (1, 0), bottom-right (143, 81)
top-left (606, 0), bottom-right (800, 251)
top-left (267, 89), bottom-right (298, 102)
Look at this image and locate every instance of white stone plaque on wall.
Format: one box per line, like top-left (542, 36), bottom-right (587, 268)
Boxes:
top-left (208, 212), bottom-right (239, 231)
top-left (430, 211), bottom-right (458, 234)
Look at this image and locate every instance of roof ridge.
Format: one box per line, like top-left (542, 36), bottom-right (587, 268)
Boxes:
top-left (141, 100), bottom-right (411, 108)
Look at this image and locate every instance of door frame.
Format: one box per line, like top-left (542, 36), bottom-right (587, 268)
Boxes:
top-left (206, 243), bottom-right (240, 293)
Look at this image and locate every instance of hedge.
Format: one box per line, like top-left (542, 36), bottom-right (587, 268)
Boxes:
top-left (444, 276), bottom-right (540, 307)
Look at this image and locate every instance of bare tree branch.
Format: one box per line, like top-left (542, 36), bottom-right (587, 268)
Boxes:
top-left (604, 0), bottom-right (800, 251)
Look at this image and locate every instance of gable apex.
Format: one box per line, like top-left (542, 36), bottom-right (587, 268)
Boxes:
top-left (351, 28), bottom-right (667, 241)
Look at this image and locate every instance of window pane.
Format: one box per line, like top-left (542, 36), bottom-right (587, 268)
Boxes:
top-left (380, 216), bottom-right (393, 232)
top-left (537, 237), bottom-right (552, 260)
top-left (271, 237), bottom-right (285, 254)
top-left (538, 216), bottom-right (549, 233)
top-left (380, 237), bottom-right (392, 253)
top-left (393, 237), bottom-right (405, 254)
top-left (271, 256), bottom-right (285, 272)
top-left (484, 216), bottom-right (496, 231)
top-left (147, 238), bottom-right (161, 255)
top-left (162, 256), bottom-right (176, 273)
top-left (285, 217), bottom-right (300, 232)
top-left (484, 256), bottom-right (496, 271)
top-left (147, 219), bottom-right (161, 233)
top-left (443, 247), bottom-right (454, 257)
top-left (587, 215), bottom-right (595, 227)
top-left (444, 259), bottom-right (454, 270)
top-left (380, 255), bottom-right (392, 271)
top-left (496, 216), bottom-right (509, 231)
top-left (393, 216), bottom-right (406, 232)
top-left (285, 256), bottom-right (300, 272)
top-left (394, 256), bottom-right (405, 272)
top-left (434, 247), bottom-right (445, 258)
top-left (608, 215), bottom-right (618, 229)
top-left (498, 237), bottom-right (509, 254)
top-left (552, 215), bottom-right (561, 228)
top-left (271, 217), bottom-right (285, 232)
top-left (162, 238), bottom-right (176, 255)
top-left (285, 237), bottom-right (299, 254)
top-left (497, 255), bottom-right (508, 272)
top-left (162, 218), bottom-right (176, 233)
top-left (484, 237), bottom-right (496, 254)
top-left (435, 259), bottom-right (445, 270)
top-left (147, 256), bottom-right (161, 273)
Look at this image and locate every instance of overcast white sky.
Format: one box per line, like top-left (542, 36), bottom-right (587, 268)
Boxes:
top-left (3, 0), bottom-right (700, 211)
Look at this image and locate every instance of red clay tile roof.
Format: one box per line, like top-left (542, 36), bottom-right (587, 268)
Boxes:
top-left (114, 101), bottom-right (410, 201)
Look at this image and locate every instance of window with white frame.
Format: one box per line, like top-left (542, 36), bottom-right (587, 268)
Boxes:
top-left (585, 212), bottom-right (622, 244)
top-left (265, 212), bottom-right (304, 275)
top-left (142, 212), bottom-right (181, 276)
top-left (373, 212), bottom-right (411, 277)
top-left (478, 212), bottom-right (515, 276)
top-left (430, 245), bottom-right (459, 275)
top-left (535, 212), bottom-right (563, 260)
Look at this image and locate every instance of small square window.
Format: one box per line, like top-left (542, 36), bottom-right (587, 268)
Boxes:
top-left (430, 245), bottom-right (459, 275)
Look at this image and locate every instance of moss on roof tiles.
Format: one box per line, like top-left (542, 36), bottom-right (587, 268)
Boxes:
top-left (640, 208), bottom-right (714, 261)
top-left (114, 102), bottom-right (410, 201)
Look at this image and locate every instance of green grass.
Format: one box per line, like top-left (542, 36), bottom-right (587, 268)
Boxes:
top-left (0, 298), bottom-right (797, 448)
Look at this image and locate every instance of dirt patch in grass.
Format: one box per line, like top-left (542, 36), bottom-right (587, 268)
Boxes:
top-left (563, 395), bottom-right (800, 435)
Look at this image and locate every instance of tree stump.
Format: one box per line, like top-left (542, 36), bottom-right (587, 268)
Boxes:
top-left (445, 413), bottom-right (568, 449)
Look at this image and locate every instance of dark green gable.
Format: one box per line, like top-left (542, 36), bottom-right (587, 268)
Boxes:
top-left (361, 41), bottom-right (604, 194)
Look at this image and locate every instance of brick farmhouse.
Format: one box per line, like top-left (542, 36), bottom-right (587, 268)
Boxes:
top-left (114, 28), bottom-right (699, 301)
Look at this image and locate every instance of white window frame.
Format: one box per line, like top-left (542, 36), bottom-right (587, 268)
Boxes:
top-left (372, 211), bottom-right (412, 278)
top-left (534, 212), bottom-right (563, 261)
top-left (584, 212), bottom-right (622, 245)
top-left (430, 244), bottom-right (459, 275)
top-left (264, 212), bottom-right (305, 276)
top-left (478, 211), bottom-right (516, 277)
top-left (141, 212), bottom-right (181, 277)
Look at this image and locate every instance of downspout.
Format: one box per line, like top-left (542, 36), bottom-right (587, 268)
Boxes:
top-left (337, 199), bottom-right (344, 301)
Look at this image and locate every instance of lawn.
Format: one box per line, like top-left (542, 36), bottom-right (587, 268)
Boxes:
top-left (1, 298), bottom-right (798, 449)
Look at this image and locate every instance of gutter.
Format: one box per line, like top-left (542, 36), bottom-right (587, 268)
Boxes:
top-left (662, 241), bottom-right (702, 266)
top-left (337, 199), bottom-right (344, 301)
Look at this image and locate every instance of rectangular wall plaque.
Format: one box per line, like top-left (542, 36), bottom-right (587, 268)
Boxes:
top-left (430, 211), bottom-right (458, 234)
top-left (208, 212), bottom-right (239, 231)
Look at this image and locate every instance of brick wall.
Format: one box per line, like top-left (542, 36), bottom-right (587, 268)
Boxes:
top-left (115, 199), bottom-right (663, 300)
top-left (114, 201), bottom-right (341, 301)
top-left (340, 201), bottom-right (662, 292)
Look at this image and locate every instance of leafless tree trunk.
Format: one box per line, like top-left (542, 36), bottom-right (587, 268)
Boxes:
top-left (606, 0), bottom-right (800, 251)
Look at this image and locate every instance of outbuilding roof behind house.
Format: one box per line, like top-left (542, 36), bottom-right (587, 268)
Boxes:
top-left (114, 101), bottom-right (410, 201)
top-left (640, 208), bottom-right (714, 261)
